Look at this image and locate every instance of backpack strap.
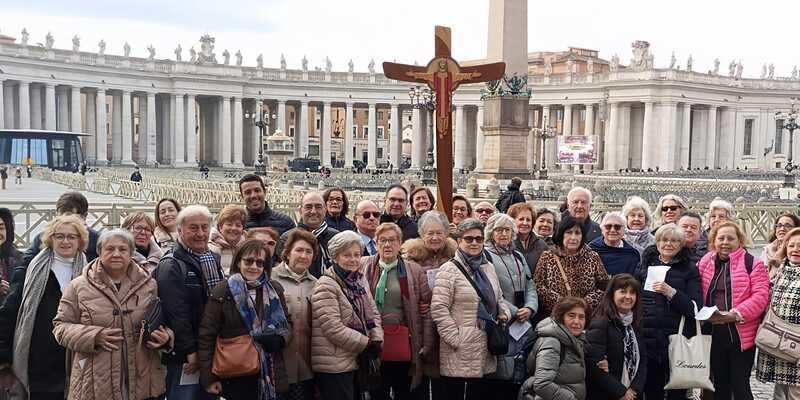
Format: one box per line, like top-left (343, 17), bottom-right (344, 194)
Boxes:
top-left (450, 257), bottom-right (496, 319)
top-left (744, 252), bottom-right (754, 275)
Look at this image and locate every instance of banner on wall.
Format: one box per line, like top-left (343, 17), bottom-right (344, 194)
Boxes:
top-left (556, 135), bottom-right (599, 165)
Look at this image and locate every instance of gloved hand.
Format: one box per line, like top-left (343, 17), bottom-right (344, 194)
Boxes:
top-left (363, 340), bottom-right (383, 358)
top-left (252, 334), bottom-right (286, 353)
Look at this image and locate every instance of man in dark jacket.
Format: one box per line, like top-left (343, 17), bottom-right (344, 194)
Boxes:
top-left (562, 186), bottom-right (602, 242)
top-left (678, 212), bottom-right (707, 266)
top-left (589, 213), bottom-right (640, 276)
top-left (379, 184), bottom-right (419, 241)
top-left (495, 177), bottom-right (526, 213)
top-left (239, 174), bottom-right (295, 235)
top-left (279, 191), bottom-right (339, 278)
top-left (155, 205), bottom-right (223, 400)
top-left (21, 192), bottom-right (100, 267)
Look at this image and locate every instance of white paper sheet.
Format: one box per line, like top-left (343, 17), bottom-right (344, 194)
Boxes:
top-left (644, 265), bottom-right (671, 291)
top-left (179, 365), bottom-right (200, 386)
top-left (509, 319), bottom-right (532, 341)
top-left (426, 268), bottom-right (439, 289)
top-left (694, 305), bottom-right (719, 321)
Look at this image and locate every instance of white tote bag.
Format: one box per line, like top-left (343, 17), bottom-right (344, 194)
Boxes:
top-left (664, 316), bottom-right (715, 391)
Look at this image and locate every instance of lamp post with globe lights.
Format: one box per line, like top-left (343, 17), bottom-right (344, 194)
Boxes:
top-left (775, 97), bottom-right (800, 187)
top-left (532, 115), bottom-right (557, 180)
top-left (245, 100), bottom-right (276, 176)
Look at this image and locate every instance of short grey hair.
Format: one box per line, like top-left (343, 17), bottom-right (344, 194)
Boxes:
top-left (600, 212), bottom-right (626, 227)
top-left (707, 198), bottom-right (734, 219)
top-left (654, 223), bottom-right (686, 246)
top-left (96, 228), bottom-right (136, 257)
top-left (327, 230), bottom-right (364, 260)
top-left (622, 196), bottom-right (652, 226)
top-left (455, 218), bottom-right (485, 238)
top-left (484, 213), bottom-right (517, 243)
top-left (177, 205), bottom-right (212, 228)
top-left (567, 186), bottom-right (593, 204)
top-left (654, 194), bottom-right (687, 225)
top-left (418, 210), bottom-right (450, 235)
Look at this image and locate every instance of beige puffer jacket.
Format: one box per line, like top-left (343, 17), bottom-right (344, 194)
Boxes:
top-left (53, 258), bottom-right (173, 400)
top-left (310, 267), bottom-right (383, 374)
top-left (272, 262), bottom-right (317, 384)
top-left (430, 250), bottom-right (508, 378)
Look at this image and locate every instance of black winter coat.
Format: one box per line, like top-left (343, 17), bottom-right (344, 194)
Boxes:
top-left (585, 318), bottom-right (647, 400)
top-left (638, 245), bottom-right (702, 362)
top-left (245, 202), bottom-right (296, 236)
top-left (380, 212), bottom-right (419, 242)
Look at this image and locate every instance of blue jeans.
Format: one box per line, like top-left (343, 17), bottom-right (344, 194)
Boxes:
top-left (165, 361), bottom-right (215, 400)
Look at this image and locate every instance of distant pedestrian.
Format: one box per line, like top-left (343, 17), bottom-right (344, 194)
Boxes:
top-left (25, 165), bottom-right (32, 178)
top-left (130, 166), bottom-right (142, 183)
top-left (14, 167), bottom-right (22, 185)
top-left (0, 167), bottom-right (7, 190)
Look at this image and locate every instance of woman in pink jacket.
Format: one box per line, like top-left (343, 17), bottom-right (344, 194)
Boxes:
top-left (697, 221), bottom-right (769, 400)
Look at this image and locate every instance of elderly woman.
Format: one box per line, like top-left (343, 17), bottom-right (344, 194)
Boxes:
top-left (585, 274), bottom-right (647, 400)
top-left (246, 227), bottom-right (279, 261)
top-left (154, 198), bottom-right (181, 252)
top-left (409, 187), bottom-right (436, 223)
top-left (509, 203), bottom-right (550, 275)
top-left (483, 213), bottom-right (538, 397)
top-left (209, 204), bottom-right (248, 276)
top-left (272, 230), bottom-right (318, 400)
top-left (697, 222), bottom-right (769, 400)
top-left (520, 297), bottom-right (588, 400)
top-left (639, 223), bottom-right (702, 400)
top-left (756, 227), bottom-right (800, 399)
top-left (53, 229), bottom-right (173, 399)
top-left (652, 194), bottom-right (686, 233)
top-left (0, 208), bottom-right (20, 302)
top-left (534, 214), bottom-right (609, 319)
top-left (431, 218), bottom-right (509, 400)
top-left (311, 230), bottom-right (383, 400)
top-left (534, 208), bottom-right (558, 244)
top-left (0, 214), bottom-right (88, 399)
top-left (121, 211), bottom-right (163, 273)
top-left (199, 240), bottom-right (292, 400)
top-left (621, 196), bottom-right (655, 253)
top-left (589, 212), bottom-right (641, 276)
top-left (324, 187), bottom-right (356, 232)
top-left (762, 213), bottom-right (800, 280)
top-left (473, 201), bottom-right (496, 224)
top-left (449, 195), bottom-right (473, 236)
top-left (361, 223), bottom-right (432, 400)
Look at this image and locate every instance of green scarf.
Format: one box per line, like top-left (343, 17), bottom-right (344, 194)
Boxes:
top-left (374, 258), bottom-right (398, 310)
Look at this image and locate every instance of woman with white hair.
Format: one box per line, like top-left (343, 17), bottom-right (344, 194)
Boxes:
top-left (652, 194), bottom-right (687, 234)
top-left (589, 212), bottom-right (641, 276)
top-left (483, 213), bottom-right (538, 397)
top-left (622, 196), bottom-right (655, 254)
top-left (311, 230), bottom-right (383, 400)
top-left (697, 198), bottom-right (734, 250)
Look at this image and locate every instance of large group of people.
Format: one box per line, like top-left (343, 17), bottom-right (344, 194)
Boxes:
top-left (0, 175), bottom-right (797, 400)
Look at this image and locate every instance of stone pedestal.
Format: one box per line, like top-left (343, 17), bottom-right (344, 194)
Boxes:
top-left (477, 96), bottom-right (531, 177)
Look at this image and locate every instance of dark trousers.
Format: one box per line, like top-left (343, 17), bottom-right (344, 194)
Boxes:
top-left (369, 362), bottom-right (412, 400)
top-left (486, 379), bottom-right (520, 400)
top-left (710, 325), bottom-right (755, 400)
top-left (220, 374), bottom-right (259, 400)
top-left (643, 356), bottom-right (689, 400)
top-left (317, 371), bottom-right (357, 400)
top-left (30, 393), bottom-right (64, 400)
top-left (412, 376), bottom-right (446, 400)
top-left (442, 376), bottom-right (490, 400)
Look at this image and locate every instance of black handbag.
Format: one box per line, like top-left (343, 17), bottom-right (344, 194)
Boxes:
top-left (138, 297), bottom-right (165, 344)
top-left (450, 258), bottom-right (509, 356)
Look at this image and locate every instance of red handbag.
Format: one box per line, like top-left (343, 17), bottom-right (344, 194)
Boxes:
top-left (381, 323), bottom-right (412, 362)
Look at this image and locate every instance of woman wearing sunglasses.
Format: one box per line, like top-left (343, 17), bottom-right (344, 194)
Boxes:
top-left (652, 194), bottom-right (687, 234)
top-left (589, 212), bottom-right (641, 277)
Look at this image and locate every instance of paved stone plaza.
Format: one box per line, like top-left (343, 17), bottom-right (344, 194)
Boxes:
top-left (0, 176), bottom-right (123, 203)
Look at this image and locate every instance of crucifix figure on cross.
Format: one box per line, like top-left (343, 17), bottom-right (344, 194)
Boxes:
top-left (383, 25), bottom-right (505, 218)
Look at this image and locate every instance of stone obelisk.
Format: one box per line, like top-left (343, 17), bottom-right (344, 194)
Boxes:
top-left (478, 0), bottom-right (532, 177)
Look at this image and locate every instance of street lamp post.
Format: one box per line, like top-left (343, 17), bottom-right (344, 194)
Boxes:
top-left (775, 97), bottom-right (800, 188)
top-left (532, 116), bottom-right (557, 180)
top-left (409, 86), bottom-right (437, 184)
top-left (245, 100), bottom-right (276, 176)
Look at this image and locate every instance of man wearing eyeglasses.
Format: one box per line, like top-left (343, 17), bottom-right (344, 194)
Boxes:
top-left (562, 187), bottom-right (602, 242)
top-left (589, 212), bottom-right (641, 276)
top-left (355, 200), bottom-right (382, 256)
top-left (278, 191), bottom-right (339, 278)
top-left (380, 184), bottom-right (420, 241)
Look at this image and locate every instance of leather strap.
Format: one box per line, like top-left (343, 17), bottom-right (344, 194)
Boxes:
top-left (554, 256), bottom-right (572, 296)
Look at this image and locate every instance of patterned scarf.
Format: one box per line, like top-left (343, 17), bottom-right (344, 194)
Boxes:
top-left (185, 244), bottom-right (224, 294)
top-left (457, 248), bottom-right (497, 331)
top-left (228, 273), bottom-right (290, 400)
top-left (302, 221), bottom-right (333, 270)
top-left (333, 263), bottom-right (376, 333)
top-left (619, 312), bottom-right (639, 388)
top-left (372, 257), bottom-right (409, 311)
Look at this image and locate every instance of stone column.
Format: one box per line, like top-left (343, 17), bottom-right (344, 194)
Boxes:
top-left (3, 82), bottom-right (13, 129)
top-left (146, 93), bottom-right (157, 164)
top-left (138, 94), bottom-right (147, 163)
top-left (111, 93), bottom-right (122, 162)
top-left (344, 102), bottom-right (354, 167)
top-left (660, 102), bottom-right (678, 170)
top-left (706, 105), bottom-right (718, 168)
top-left (233, 97), bottom-right (244, 167)
top-left (543, 106), bottom-right (556, 169)
top-left (618, 104), bottom-right (631, 170)
top-left (0, 80), bottom-right (4, 129)
top-left (680, 103), bottom-right (692, 168)
top-left (367, 103), bottom-right (377, 170)
top-left (57, 88), bottom-right (70, 131)
top-left (585, 104), bottom-right (595, 136)
top-left (18, 82), bottom-right (30, 129)
top-left (298, 101), bottom-right (309, 158)
top-left (172, 94), bottom-right (185, 166)
top-left (527, 107), bottom-right (536, 170)
top-left (95, 89), bottom-right (107, 164)
top-left (411, 107), bottom-right (423, 170)
top-left (475, 106), bottom-right (485, 171)
top-left (44, 83), bottom-right (56, 130)
top-left (84, 91), bottom-right (96, 162)
top-left (454, 105), bottom-right (466, 172)
top-left (640, 102), bottom-right (655, 170)
top-left (276, 101), bottom-right (287, 134)
top-left (71, 87), bottom-right (81, 133)
top-left (717, 108), bottom-right (734, 169)
top-left (321, 102), bottom-right (332, 167)
top-left (121, 90), bottom-right (134, 164)
top-left (604, 102), bottom-right (620, 171)
top-left (563, 104), bottom-right (573, 135)
top-left (30, 85), bottom-right (42, 129)
top-left (186, 95), bottom-right (197, 166)
top-left (218, 97), bottom-right (231, 166)
top-left (390, 104), bottom-right (402, 168)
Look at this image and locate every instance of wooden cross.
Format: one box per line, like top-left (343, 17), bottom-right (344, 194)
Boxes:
top-left (383, 25), bottom-right (505, 218)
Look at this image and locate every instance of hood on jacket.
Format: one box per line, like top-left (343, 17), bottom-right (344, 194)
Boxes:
top-left (273, 261), bottom-right (317, 284)
top-left (209, 228), bottom-right (245, 250)
top-left (536, 317), bottom-right (584, 349)
top-left (401, 237), bottom-right (457, 264)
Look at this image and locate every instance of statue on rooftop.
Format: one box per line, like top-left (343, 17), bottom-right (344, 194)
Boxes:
top-left (235, 50), bottom-right (242, 66)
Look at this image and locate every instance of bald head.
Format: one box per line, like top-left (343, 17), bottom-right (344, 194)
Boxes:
top-left (299, 191), bottom-right (326, 229)
top-left (355, 200), bottom-right (380, 237)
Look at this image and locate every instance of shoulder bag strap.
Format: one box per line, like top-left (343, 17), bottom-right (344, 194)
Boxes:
top-left (553, 256), bottom-right (572, 296)
top-left (450, 258), bottom-right (494, 318)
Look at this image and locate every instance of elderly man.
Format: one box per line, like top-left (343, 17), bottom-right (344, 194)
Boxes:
top-left (279, 191), bottom-right (339, 278)
top-left (355, 200), bottom-right (381, 256)
top-left (473, 201), bottom-right (496, 223)
top-left (239, 174), bottom-right (296, 235)
top-left (679, 211), bottom-right (707, 266)
top-left (380, 184), bottom-right (419, 241)
top-left (562, 186), bottom-right (602, 242)
top-left (155, 205), bottom-right (223, 400)
top-left (588, 212), bottom-right (641, 276)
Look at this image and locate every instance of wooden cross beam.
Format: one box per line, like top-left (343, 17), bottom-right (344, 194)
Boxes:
top-left (383, 25), bottom-right (505, 219)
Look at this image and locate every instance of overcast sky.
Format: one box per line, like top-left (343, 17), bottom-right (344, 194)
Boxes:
top-left (2, 0), bottom-right (798, 78)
